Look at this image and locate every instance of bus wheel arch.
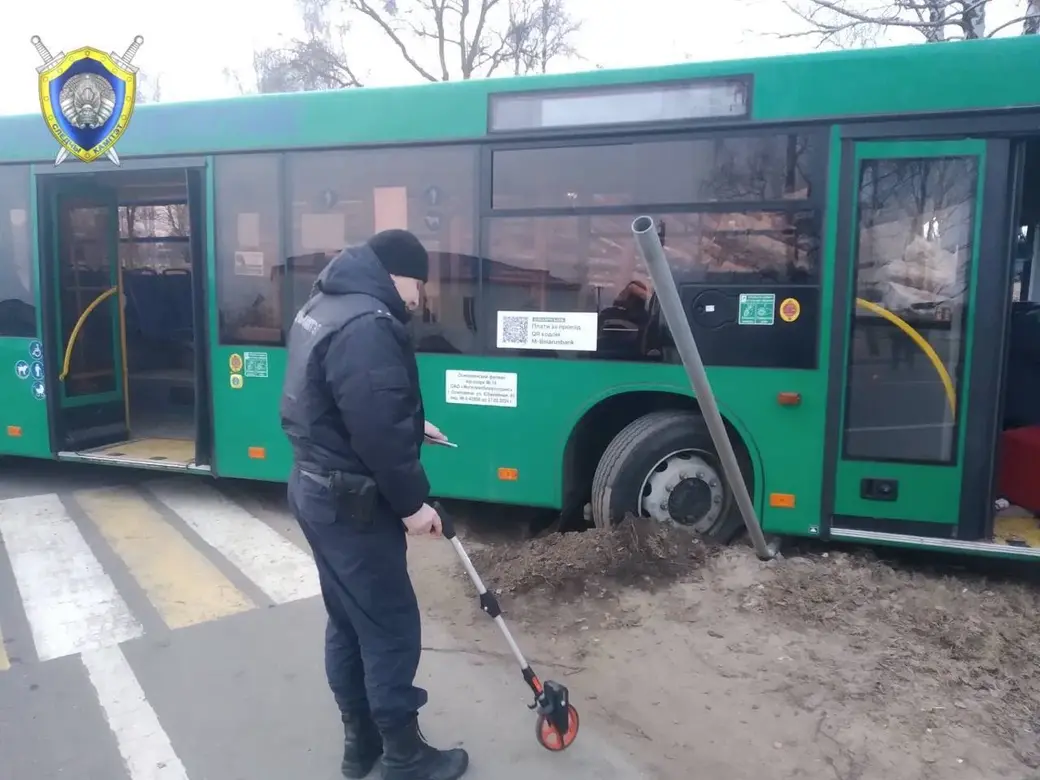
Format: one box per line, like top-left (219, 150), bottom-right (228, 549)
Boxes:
top-left (563, 393), bottom-right (759, 544)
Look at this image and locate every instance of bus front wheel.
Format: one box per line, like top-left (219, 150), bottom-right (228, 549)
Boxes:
top-left (590, 410), bottom-right (751, 544)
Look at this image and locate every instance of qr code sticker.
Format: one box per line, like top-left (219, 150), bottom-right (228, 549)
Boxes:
top-left (500, 315), bottom-right (529, 345)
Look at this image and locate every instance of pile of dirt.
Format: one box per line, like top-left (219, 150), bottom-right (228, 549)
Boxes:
top-left (467, 516), bottom-right (714, 597)
top-left (747, 549), bottom-right (1040, 762)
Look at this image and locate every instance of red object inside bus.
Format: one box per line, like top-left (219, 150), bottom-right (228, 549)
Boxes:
top-left (997, 426), bottom-right (1040, 515)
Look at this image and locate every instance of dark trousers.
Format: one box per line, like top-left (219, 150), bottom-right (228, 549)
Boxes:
top-left (287, 467), bottom-right (429, 730)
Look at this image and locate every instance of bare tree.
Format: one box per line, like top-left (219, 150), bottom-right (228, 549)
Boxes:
top-left (245, 0), bottom-right (582, 93)
top-left (781, 0), bottom-right (1040, 47)
top-left (501, 0), bottom-right (582, 74)
top-left (1027, 0), bottom-right (1040, 31)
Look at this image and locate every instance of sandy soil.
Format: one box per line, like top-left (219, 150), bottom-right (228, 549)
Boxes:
top-left (407, 504), bottom-right (1040, 780)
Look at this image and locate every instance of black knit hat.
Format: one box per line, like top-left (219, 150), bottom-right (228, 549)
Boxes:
top-left (367, 229), bottom-right (429, 283)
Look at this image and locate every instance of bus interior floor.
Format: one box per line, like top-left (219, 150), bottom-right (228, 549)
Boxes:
top-left (993, 502), bottom-right (1040, 547)
top-left (127, 410), bottom-right (194, 442)
top-left (80, 394), bottom-right (196, 465)
top-left (398, 502), bottom-right (1040, 780)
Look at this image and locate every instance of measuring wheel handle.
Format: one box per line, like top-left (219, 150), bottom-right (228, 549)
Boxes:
top-left (433, 503), bottom-right (502, 618)
top-left (437, 502), bottom-right (457, 539)
top-left (432, 502), bottom-right (580, 752)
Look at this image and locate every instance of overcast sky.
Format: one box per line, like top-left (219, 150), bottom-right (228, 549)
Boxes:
top-left (0, 0), bottom-right (1030, 115)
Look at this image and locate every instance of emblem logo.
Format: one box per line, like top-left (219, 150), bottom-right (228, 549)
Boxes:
top-left (31, 35), bottom-right (144, 166)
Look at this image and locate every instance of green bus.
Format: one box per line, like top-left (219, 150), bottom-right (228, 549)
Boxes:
top-left (2, 36), bottom-right (1040, 560)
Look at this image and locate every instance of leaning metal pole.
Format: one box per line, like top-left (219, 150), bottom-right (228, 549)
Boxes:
top-left (631, 216), bottom-right (777, 561)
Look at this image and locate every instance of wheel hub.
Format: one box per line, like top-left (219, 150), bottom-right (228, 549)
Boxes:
top-left (667, 477), bottom-right (714, 525)
top-left (639, 449), bottom-right (725, 533)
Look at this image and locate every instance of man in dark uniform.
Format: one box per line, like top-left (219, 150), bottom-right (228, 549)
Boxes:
top-left (280, 229), bottom-right (469, 780)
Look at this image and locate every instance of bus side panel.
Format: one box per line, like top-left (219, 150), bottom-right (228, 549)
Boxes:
top-left (0, 338), bottom-right (52, 458)
top-left (417, 354), bottom-right (827, 536)
top-left (204, 157), bottom-right (293, 482)
top-left (204, 341), bottom-right (829, 536)
top-left (210, 345), bottom-right (293, 481)
top-left (0, 166), bottom-right (51, 459)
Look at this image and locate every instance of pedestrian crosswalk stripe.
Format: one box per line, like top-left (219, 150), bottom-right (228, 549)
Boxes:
top-left (0, 493), bottom-right (143, 662)
top-left (82, 645), bottom-right (189, 780)
top-left (146, 480), bottom-right (320, 605)
top-left (0, 620), bottom-right (9, 671)
top-left (75, 487), bottom-right (255, 631)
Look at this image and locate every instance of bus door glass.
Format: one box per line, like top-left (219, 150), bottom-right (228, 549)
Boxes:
top-left (51, 182), bottom-right (130, 450)
top-left (830, 139), bottom-right (987, 531)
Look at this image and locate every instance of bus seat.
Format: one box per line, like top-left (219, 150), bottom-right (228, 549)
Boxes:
top-left (123, 268), bottom-right (170, 341)
top-left (161, 268), bottom-right (194, 339)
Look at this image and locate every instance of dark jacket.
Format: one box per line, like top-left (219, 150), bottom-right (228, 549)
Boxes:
top-left (280, 245), bottom-right (428, 519)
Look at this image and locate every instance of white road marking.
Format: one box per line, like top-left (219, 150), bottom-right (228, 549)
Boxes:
top-left (0, 493), bottom-right (142, 661)
top-left (146, 481), bottom-right (320, 604)
top-left (82, 645), bottom-right (189, 780)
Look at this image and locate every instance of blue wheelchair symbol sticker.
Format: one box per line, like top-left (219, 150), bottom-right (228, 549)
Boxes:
top-left (30, 361), bottom-right (44, 381)
top-left (28, 341), bottom-right (43, 360)
top-left (31, 381), bottom-right (45, 401)
top-left (15, 360), bottom-right (29, 379)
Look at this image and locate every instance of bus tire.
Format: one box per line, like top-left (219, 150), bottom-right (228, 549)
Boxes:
top-left (590, 409), bottom-right (751, 544)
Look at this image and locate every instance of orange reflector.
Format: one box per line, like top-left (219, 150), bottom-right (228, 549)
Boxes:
top-left (6, 426), bottom-right (21, 437)
top-left (777, 392), bottom-right (801, 406)
top-left (497, 467), bottom-right (518, 481)
top-left (247, 446), bottom-right (266, 459)
top-left (769, 493), bottom-right (796, 508)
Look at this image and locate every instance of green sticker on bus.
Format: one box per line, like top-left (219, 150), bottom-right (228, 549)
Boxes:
top-left (243, 351), bottom-right (269, 378)
top-left (737, 293), bottom-right (775, 326)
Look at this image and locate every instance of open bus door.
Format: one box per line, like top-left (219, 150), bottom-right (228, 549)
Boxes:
top-left (185, 167), bottom-right (213, 468)
top-left (47, 182), bottom-right (130, 452)
top-left (825, 138), bottom-right (1014, 546)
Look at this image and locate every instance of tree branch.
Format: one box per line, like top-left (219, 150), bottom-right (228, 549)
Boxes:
top-left (462, 0), bottom-right (501, 75)
top-left (256, 0), bottom-right (580, 88)
top-left (780, 0), bottom-right (1001, 45)
top-left (348, 0), bottom-right (442, 82)
top-left (432, 0), bottom-right (450, 80)
top-left (986, 13), bottom-right (1034, 36)
top-left (799, 0), bottom-right (947, 30)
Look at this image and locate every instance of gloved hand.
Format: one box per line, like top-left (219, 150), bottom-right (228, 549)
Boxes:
top-left (403, 503), bottom-right (442, 537)
top-left (424, 420), bottom-right (447, 443)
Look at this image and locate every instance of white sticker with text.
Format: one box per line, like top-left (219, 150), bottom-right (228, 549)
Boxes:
top-left (445, 370), bottom-right (517, 408)
top-left (496, 311), bottom-right (598, 352)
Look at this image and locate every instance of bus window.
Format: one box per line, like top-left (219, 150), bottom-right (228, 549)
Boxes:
top-left (484, 210), bottom-right (818, 360)
top-left (214, 154), bottom-right (283, 346)
top-left (491, 134), bottom-right (815, 210)
top-left (485, 132), bottom-right (821, 361)
top-left (284, 145), bottom-right (478, 354)
top-left (0, 165), bottom-right (34, 338)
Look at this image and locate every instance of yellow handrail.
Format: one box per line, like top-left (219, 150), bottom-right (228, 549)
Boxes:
top-left (60, 286), bottom-right (117, 381)
top-left (854, 297), bottom-right (956, 415)
top-left (116, 268), bottom-right (130, 426)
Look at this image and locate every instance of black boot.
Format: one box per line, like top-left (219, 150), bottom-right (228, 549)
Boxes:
top-left (380, 717), bottom-right (469, 780)
top-left (341, 709), bottom-right (383, 778)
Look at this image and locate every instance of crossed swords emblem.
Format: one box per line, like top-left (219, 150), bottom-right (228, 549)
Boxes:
top-left (30, 35), bottom-right (144, 166)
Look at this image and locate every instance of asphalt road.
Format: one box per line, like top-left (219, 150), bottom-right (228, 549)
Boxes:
top-left (0, 460), bottom-right (647, 780)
